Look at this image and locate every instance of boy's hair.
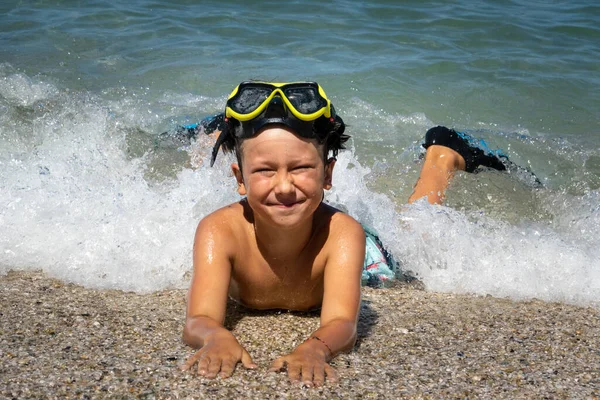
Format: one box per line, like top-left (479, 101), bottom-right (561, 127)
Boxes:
top-left (220, 115), bottom-right (349, 166)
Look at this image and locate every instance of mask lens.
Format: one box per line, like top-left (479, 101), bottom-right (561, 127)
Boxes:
top-left (229, 86), bottom-right (273, 114)
top-left (284, 86), bottom-right (327, 114)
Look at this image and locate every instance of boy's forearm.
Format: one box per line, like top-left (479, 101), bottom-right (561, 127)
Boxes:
top-left (305, 319), bottom-right (357, 359)
top-left (183, 315), bottom-right (233, 349)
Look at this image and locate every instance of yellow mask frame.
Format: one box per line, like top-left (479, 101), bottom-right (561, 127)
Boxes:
top-left (225, 81), bottom-right (333, 122)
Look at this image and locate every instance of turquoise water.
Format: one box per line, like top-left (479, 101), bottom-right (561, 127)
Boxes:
top-left (1, 0), bottom-right (599, 306)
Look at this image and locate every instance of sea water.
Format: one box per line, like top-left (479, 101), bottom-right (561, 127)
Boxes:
top-left (1, 0), bottom-right (599, 306)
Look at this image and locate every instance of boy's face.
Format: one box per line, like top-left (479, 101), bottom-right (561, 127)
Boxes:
top-left (231, 126), bottom-right (335, 229)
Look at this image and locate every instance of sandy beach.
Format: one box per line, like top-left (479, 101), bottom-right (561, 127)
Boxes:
top-left (1, 270), bottom-right (598, 399)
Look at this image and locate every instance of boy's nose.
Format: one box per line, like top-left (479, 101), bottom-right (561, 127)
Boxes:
top-left (274, 171), bottom-right (294, 194)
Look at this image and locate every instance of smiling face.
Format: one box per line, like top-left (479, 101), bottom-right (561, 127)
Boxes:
top-left (231, 126), bottom-right (335, 230)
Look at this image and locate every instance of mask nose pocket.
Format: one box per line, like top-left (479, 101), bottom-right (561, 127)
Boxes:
top-left (263, 96), bottom-right (287, 118)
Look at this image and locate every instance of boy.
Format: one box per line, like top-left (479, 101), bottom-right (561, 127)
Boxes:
top-left (181, 81), bottom-right (512, 386)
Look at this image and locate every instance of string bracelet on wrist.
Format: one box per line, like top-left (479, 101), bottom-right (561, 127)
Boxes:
top-left (307, 335), bottom-right (332, 356)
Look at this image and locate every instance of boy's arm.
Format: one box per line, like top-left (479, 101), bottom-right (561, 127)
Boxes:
top-left (309, 217), bottom-right (365, 355)
top-left (182, 214), bottom-right (257, 378)
top-left (270, 215), bottom-right (365, 385)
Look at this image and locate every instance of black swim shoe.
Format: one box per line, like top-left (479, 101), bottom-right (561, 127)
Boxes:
top-left (423, 126), bottom-right (543, 187)
top-left (424, 126), bottom-right (508, 172)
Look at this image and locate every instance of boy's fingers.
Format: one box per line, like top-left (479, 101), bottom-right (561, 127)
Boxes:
top-left (205, 358), bottom-right (223, 379)
top-left (268, 357), bottom-right (286, 372)
top-left (180, 358), bottom-right (192, 371)
top-left (180, 351), bottom-right (202, 371)
top-left (312, 365), bottom-right (326, 387)
top-left (324, 364), bottom-right (339, 383)
top-left (287, 363), bottom-right (301, 382)
top-left (300, 365), bottom-right (314, 387)
top-left (241, 349), bottom-right (257, 369)
top-left (219, 358), bottom-right (237, 378)
top-left (196, 355), bottom-right (211, 376)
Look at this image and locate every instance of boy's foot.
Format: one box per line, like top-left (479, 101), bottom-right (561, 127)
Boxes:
top-left (423, 126), bottom-right (543, 187)
top-left (156, 113), bottom-right (225, 148)
top-left (180, 113), bottom-right (226, 139)
top-left (424, 126), bottom-right (507, 172)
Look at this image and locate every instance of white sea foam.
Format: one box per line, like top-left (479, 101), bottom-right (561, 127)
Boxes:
top-left (0, 73), bottom-right (238, 291)
top-left (328, 153), bottom-right (600, 308)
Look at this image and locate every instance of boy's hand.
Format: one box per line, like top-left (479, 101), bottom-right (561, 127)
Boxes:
top-left (268, 340), bottom-right (338, 387)
top-left (181, 332), bottom-right (257, 379)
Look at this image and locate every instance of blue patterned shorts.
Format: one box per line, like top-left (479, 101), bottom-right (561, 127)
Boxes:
top-left (362, 225), bottom-right (397, 288)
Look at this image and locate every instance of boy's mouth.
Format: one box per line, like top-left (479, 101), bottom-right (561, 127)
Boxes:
top-left (269, 199), bottom-right (304, 208)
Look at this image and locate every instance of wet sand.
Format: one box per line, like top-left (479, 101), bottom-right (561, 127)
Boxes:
top-left (1, 270), bottom-right (599, 399)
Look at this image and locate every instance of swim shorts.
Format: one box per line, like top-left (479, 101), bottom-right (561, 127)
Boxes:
top-left (362, 225), bottom-right (397, 288)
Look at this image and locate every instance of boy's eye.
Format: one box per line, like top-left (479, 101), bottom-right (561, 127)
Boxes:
top-left (253, 168), bottom-right (275, 175)
top-left (293, 165), bottom-right (313, 171)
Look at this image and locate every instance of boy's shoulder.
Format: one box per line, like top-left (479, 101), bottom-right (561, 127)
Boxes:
top-left (315, 203), bottom-right (365, 239)
top-left (315, 204), bottom-right (366, 273)
top-left (195, 201), bottom-right (249, 238)
top-left (206, 200), bottom-right (246, 218)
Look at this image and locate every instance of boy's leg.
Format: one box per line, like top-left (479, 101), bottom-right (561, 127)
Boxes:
top-left (408, 145), bottom-right (466, 205)
top-left (408, 125), bottom-right (540, 205)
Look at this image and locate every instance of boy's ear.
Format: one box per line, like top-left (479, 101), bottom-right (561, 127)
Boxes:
top-left (323, 158), bottom-right (336, 190)
top-left (231, 163), bottom-right (247, 195)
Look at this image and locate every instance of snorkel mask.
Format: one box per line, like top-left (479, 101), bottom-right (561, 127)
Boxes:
top-left (210, 81), bottom-right (341, 166)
